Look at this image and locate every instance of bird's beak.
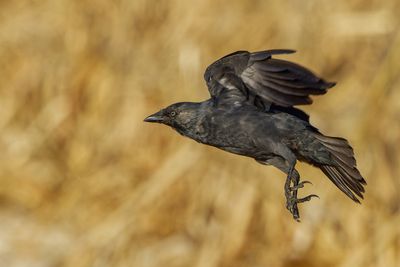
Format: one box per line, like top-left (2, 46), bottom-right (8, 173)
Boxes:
top-left (144, 110), bottom-right (164, 123)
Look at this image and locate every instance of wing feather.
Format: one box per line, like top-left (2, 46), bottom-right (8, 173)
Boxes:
top-left (204, 49), bottom-right (335, 108)
top-left (245, 78), bottom-right (313, 106)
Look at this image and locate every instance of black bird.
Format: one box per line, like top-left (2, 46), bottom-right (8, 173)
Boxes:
top-left (145, 49), bottom-right (366, 220)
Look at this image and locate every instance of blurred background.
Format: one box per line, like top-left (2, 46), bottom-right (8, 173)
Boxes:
top-left (0, 0), bottom-right (399, 266)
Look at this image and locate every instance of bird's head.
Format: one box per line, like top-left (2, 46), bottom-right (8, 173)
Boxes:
top-left (144, 102), bottom-right (202, 136)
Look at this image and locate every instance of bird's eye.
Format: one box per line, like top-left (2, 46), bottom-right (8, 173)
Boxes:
top-left (170, 111), bottom-right (177, 117)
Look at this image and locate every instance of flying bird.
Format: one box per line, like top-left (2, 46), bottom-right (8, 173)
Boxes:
top-left (144, 49), bottom-right (366, 220)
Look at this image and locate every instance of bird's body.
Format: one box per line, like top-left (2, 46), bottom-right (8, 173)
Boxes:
top-left (178, 100), bottom-right (306, 159)
top-left (145, 49), bottom-right (366, 220)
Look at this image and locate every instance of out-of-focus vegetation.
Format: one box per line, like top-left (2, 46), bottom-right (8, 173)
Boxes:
top-left (0, 0), bottom-right (399, 266)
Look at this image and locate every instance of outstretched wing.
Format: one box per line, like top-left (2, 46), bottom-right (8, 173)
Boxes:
top-left (204, 49), bottom-right (335, 108)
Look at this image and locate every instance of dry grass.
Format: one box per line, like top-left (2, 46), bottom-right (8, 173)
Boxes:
top-left (0, 0), bottom-right (399, 266)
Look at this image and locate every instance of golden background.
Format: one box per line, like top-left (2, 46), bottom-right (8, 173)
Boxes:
top-left (0, 0), bottom-right (399, 266)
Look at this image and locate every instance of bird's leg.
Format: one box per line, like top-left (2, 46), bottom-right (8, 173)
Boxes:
top-left (260, 154), bottom-right (317, 220)
top-left (284, 166), bottom-right (300, 220)
top-left (284, 168), bottom-right (318, 221)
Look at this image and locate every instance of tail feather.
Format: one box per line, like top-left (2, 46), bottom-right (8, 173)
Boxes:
top-left (331, 153), bottom-right (361, 179)
top-left (320, 165), bottom-right (360, 203)
top-left (314, 135), bottom-right (349, 146)
top-left (329, 151), bottom-right (356, 168)
top-left (320, 165), bottom-right (360, 202)
top-left (314, 135), bottom-right (354, 156)
top-left (335, 165), bottom-right (365, 194)
top-left (314, 133), bottom-right (366, 202)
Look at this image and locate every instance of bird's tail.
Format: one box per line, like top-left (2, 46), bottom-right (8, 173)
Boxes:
top-left (313, 133), bottom-right (366, 202)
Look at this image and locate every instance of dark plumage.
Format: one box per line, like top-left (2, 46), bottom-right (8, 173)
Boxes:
top-left (145, 49), bottom-right (365, 220)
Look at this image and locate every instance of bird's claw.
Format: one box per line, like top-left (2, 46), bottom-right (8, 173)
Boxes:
top-left (290, 180), bottom-right (312, 191)
top-left (297, 194), bottom-right (319, 203)
top-left (285, 194), bottom-right (319, 221)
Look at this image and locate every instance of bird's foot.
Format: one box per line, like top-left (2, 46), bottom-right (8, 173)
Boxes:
top-left (284, 171), bottom-right (317, 221)
top-left (285, 193), bottom-right (319, 221)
